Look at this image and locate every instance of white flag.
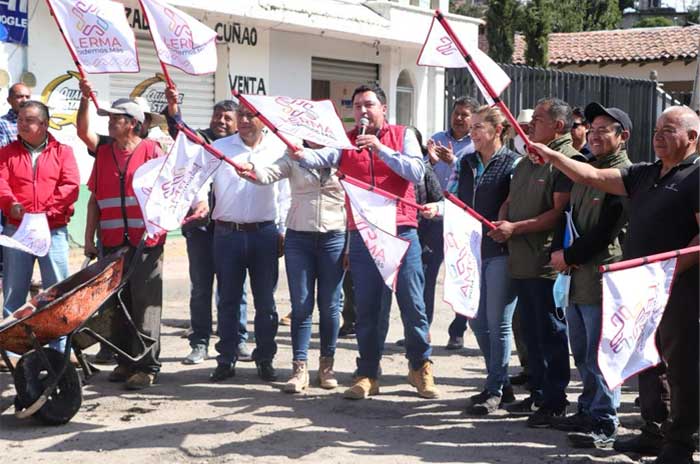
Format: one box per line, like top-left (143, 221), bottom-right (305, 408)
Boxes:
top-left (442, 198), bottom-right (482, 318)
top-left (417, 16), bottom-right (510, 104)
top-left (598, 257), bottom-right (677, 389)
top-left (242, 95), bottom-right (355, 150)
top-left (47, 0), bottom-right (139, 73)
top-left (140, 0), bottom-right (218, 75)
top-left (0, 213), bottom-right (51, 257)
top-left (341, 180), bottom-right (409, 291)
top-left (133, 157), bottom-right (167, 238)
top-left (143, 132), bottom-right (220, 231)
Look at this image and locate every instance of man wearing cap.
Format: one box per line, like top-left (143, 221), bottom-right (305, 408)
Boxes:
top-left (490, 98), bottom-right (586, 426)
top-left (426, 96), bottom-right (478, 350)
top-left (82, 94), bottom-right (166, 390)
top-left (530, 105), bottom-right (699, 464)
top-left (0, 101), bottom-right (79, 353)
top-left (162, 85), bottom-right (253, 366)
top-left (547, 103), bottom-right (632, 448)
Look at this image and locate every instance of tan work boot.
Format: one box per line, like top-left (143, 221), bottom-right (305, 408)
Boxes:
top-left (408, 360), bottom-right (440, 399)
top-left (125, 371), bottom-right (157, 390)
top-left (279, 312), bottom-right (292, 326)
top-left (344, 376), bottom-right (379, 400)
top-left (284, 360), bottom-right (309, 393)
top-left (318, 356), bottom-right (338, 389)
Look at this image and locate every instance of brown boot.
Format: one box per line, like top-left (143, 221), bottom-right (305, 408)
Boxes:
top-left (344, 376), bottom-right (379, 400)
top-left (408, 360), bottom-right (440, 399)
top-left (284, 360), bottom-right (309, 393)
top-left (318, 356), bottom-right (338, 389)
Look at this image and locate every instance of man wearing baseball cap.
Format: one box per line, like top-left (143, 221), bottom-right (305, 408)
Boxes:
top-left (530, 105), bottom-right (699, 463)
top-left (81, 92), bottom-right (167, 390)
top-left (546, 102), bottom-right (632, 448)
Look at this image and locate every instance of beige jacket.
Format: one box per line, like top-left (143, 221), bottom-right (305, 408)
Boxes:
top-left (252, 155), bottom-right (346, 233)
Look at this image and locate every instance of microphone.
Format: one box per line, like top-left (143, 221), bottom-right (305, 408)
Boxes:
top-left (356, 115), bottom-right (369, 152)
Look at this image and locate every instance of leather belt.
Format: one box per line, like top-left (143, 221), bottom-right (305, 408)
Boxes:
top-left (215, 220), bottom-right (274, 232)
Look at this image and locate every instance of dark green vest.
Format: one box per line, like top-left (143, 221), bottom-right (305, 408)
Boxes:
top-left (569, 149), bottom-right (631, 304)
top-left (507, 134), bottom-right (582, 279)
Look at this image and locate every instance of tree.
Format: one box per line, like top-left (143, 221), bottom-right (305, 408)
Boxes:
top-left (485, 0), bottom-right (520, 63)
top-left (633, 16), bottom-right (675, 28)
top-left (551, 0), bottom-right (586, 32)
top-left (689, 6), bottom-right (700, 25)
top-left (584, 0), bottom-right (622, 30)
top-left (450, 0), bottom-right (487, 18)
top-left (523, 0), bottom-right (553, 68)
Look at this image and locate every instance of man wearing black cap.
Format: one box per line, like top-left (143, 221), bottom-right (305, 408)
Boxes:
top-left (530, 105), bottom-right (699, 464)
top-left (546, 103), bottom-right (632, 448)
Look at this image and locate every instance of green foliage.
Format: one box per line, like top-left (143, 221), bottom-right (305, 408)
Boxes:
top-left (633, 16), bottom-right (675, 28)
top-left (584, 0), bottom-right (622, 30)
top-left (688, 6), bottom-right (699, 25)
top-left (551, 0), bottom-right (586, 32)
top-left (523, 0), bottom-right (552, 68)
top-left (485, 0), bottom-right (519, 63)
top-left (618, 0), bottom-right (634, 12)
top-left (450, 0), bottom-right (487, 18)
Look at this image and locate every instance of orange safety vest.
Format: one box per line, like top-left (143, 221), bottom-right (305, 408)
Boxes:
top-left (93, 139), bottom-right (160, 248)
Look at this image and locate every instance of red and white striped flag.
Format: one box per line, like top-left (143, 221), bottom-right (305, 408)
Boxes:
top-left (241, 95), bottom-right (355, 150)
top-left (47, 0), bottom-right (139, 73)
top-left (442, 197), bottom-right (482, 318)
top-left (598, 257), bottom-right (677, 389)
top-left (139, 0), bottom-right (218, 75)
top-left (417, 15), bottom-right (510, 105)
top-left (341, 180), bottom-right (409, 291)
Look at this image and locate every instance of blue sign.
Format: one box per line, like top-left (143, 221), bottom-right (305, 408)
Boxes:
top-left (0, 0), bottom-right (28, 46)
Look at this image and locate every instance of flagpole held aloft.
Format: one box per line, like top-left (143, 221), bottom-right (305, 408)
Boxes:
top-left (443, 192), bottom-right (497, 230)
top-left (44, 0), bottom-right (100, 108)
top-left (432, 10), bottom-right (535, 158)
top-left (176, 123), bottom-right (255, 180)
top-left (231, 88), bottom-right (301, 152)
top-left (137, 0), bottom-right (175, 89)
top-left (600, 245), bottom-right (700, 273)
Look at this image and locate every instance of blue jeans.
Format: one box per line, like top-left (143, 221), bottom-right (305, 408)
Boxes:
top-left (185, 225), bottom-right (247, 349)
top-left (285, 229), bottom-right (344, 361)
top-left (213, 222), bottom-right (279, 365)
top-left (349, 227), bottom-right (431, 378)
top-left (567, 303), bottom-right (620, 428)
top-left (468, 256), bottom-right (517, 396)
top-left (513, 278), bottom-right (570, 410)
top-left (3, 226), bottom-right (69, 352)
top-left (418, 219), bottom-right (444, 325)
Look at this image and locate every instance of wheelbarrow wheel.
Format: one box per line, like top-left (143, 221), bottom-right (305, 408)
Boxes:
top-left (14, 348), bottom-right (82, 425)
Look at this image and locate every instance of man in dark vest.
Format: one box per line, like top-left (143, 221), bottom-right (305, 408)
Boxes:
top-left (489, 98), bottom-right (586, 426)
top-left (531, 105), bottom-right (699, 464)
top-left (292, 84), bottom-right (437, 400)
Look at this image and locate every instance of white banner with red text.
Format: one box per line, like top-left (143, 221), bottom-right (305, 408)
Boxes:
top-left (442, 197), bottom-right (482, 318)
top-left (598, 257), bottom-right (676, 389)
top-left (341, 180), bottom-right (409, 291)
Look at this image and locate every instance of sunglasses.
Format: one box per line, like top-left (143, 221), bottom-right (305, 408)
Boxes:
top-left (572, 122), bottom-right (586, 129)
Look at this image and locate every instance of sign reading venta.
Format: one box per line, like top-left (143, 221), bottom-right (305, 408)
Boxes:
top-left (0, 0), bottom-right (28, 45)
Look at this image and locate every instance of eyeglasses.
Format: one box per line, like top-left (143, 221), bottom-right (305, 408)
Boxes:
top-left (572, 122), bottom-right (586, 129)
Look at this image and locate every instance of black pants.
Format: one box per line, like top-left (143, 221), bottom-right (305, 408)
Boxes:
top-left (106, 244), bottom-right (164, 374)
top-left (341, 271), bottom-right (356, 328)
top-left (656, 265), bottom-right (699, 451)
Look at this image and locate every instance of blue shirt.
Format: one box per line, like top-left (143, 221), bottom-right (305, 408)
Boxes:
top-left (428, 129), bottom-right (474, 190)
top-left (0, 109), bottom-right (18, 148)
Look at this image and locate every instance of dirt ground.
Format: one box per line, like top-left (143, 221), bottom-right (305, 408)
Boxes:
top-left (0, 238), bottom-right (697, 464)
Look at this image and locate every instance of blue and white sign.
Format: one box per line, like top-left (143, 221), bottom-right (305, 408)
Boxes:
top-left (0, 0), bottom-right (28, 45)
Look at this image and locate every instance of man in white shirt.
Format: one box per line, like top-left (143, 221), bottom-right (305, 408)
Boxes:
top-left (208, 105), bottom-right (290, 382)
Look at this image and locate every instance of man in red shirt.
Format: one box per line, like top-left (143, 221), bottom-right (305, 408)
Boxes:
top-left (0, 100), bottom-right (79, 353)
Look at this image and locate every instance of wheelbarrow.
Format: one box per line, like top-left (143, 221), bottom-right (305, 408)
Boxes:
top-left (0, 245), bottom-right (157, 425)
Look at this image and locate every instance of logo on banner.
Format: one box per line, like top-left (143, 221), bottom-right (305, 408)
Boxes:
top-left (436, 36), bottom-right (457, 56)
top-left (0, 0), bottom-right (28, 45)
top-left (71, 1), bottom-right (110, 37)
top-left (40, 71), bottom-right (83, 130)
top-left (130, 72), bottom-right (182, 116)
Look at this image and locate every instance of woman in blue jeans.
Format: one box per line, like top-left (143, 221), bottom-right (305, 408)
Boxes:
top-left (240, 151), bottom-right (346, 393)
top-left (425, 106), bottom-right (520, 414)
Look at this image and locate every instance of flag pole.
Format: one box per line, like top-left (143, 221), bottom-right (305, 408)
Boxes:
top-left (176, 123), bottom-right (255, 179)
top-left (600, 245), bottom-right (700, 273)
top-left (230, 88), bottom-right (301, 152)
top-left (443, 192), bottom-right (497, 230)
top-left (137, 0), bottom-right (175, 89)
top-left (434, 10), bottom-right (531, 154)
top-left (337, 172), bottom-right (428, 212)
top-left (45, 0), bottom-right (99, 108)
